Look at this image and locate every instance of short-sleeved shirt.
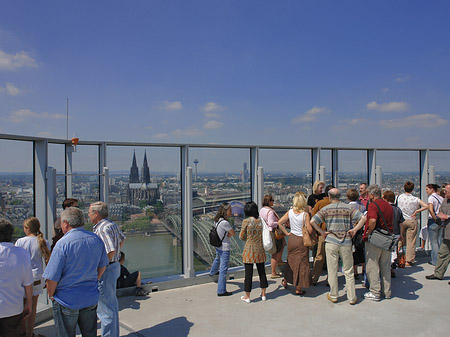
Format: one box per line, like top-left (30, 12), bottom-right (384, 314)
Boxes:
top-left (397, 193), bottom-right (421, 220)
top-left (43, 227), bottom-right (109, 310)
top-left (428, 193), bottom-right (444, 219)
top-left (307, 193), bottom-right (325, 208)
top-left (215, 218), bottom-right (233, 251)
top-left (391, 204), bottom-right (405, 235)
top-left (15, 236), bottom-right (50, 281)
top-left (312, 202), bottom-right (363, 246)
top-left (0, 243), bottom-right (33, 318)
top-left (93, 218), bottom-right (126, 263)
top-left (359, 194), bottom-right (370, 208)
top-left (259, 207), bottom-right (279, 231)
top-left (364, 199), bottom-right (394, 239)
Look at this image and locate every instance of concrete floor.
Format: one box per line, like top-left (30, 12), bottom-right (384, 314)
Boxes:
top-left (35, 257), bottom-right (450, 337)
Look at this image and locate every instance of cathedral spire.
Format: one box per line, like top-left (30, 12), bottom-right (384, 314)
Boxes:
top-left (141, 150), bottom-right (151, 184)
top-left (129, 150), bottom-right (140, 183)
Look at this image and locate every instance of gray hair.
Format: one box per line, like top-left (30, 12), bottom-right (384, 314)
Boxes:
top-left (328, 188), bottom-right (341, 200)
top-left (61, 207), bottom-right (85, 228)
top-left (0, 217), bottom-right (14, 242)
top-left (367, 184), bottom-right (381, 198)
top-left (90, 201), bottom-right (108, 218)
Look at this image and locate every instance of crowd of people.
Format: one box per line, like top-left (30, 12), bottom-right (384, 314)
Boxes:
top-left (0, 200), bottom-right (127, 337)
top-left (210, 181), bottom-right (450, 304)
top-left (2, 181), bottom-right (450, 335)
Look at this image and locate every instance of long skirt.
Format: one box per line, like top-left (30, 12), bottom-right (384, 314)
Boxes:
top-left (284, 234), bottom-right (312, 288)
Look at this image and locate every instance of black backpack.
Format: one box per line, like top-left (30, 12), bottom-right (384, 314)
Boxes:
top-left (209, 220), bottom-right (226, 247)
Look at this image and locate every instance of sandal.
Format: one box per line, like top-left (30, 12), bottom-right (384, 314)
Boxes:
top-left (271, 273), bottom-right (282, 279)
top-left (281, 279), bottom-right (288, 289)
top-left (295, 289), bottom-right (305, 296)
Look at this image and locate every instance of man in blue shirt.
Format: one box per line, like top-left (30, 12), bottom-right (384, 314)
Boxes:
top-left (43, 207), bottom-right (109, 337)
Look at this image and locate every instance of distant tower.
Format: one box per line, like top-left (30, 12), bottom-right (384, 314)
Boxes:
top-left (242, 162), bottom-right (249, 183)
top-left (141, 150), bottom-right (151, 184)
top-left (193, 159), bottom-right (199, 181)
top-left (129, 151), bottom-right (140, 183)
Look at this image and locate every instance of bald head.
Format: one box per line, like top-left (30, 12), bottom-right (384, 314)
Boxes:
top-left (328, 188), bottom-right (341, 201)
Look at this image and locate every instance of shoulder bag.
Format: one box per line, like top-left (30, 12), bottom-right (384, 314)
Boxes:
top-left (261, 217), bottom-right (277, 254)
top-left (367, 202), bottom-right (397, 251)
top-left (302, 212), bottom-right (318, 247)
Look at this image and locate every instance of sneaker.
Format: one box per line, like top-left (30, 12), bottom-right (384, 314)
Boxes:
top-left (425, 274), bottom-right (442, 280)
top-left (327, 293), bottom-right (337, 303)
top-left (364, 292), bottom-right (380, 301)
top-left (349, 298), bottom-right (358, 305)
top-left (135, 287), bottom-right (148, 296)
top-left (240, 296), bottom-right (250, 304)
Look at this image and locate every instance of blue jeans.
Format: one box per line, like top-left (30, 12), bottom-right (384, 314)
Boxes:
top-left (209, 248), bottom-right (230, 294)
top-left (428, 219), bottom-right (444, 266)
top-left (97, 262), bottom-right (120, 337)
top-left (52, 300), bottom-right (97, 337)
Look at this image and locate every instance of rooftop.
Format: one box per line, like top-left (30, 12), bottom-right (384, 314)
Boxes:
top-left (34, 256), bottom-right (449, 337)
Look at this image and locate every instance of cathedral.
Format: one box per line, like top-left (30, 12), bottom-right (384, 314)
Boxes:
top-left (127, 151), bottom-right (160, 206)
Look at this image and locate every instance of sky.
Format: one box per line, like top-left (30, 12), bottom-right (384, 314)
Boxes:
top-left (1, 1), bottom-right (450, 172)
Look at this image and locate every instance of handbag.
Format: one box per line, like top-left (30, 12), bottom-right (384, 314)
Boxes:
top-left (261, 217), bottom-right (276, 254)
top-left (302, 212), bottom-right (318, 247)
top-left (368, 201), bottom-right (397, 251)
top-left (274, 227), bottom-right (286, 240)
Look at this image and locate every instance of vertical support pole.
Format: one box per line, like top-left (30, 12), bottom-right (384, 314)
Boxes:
top-left (181, 146), bottom-right (194, 278)
top-left (46, 167), bottom-right (57, 239)
top-left (429, 165), bottom-right (435, 184)
top-left (103, 167), bottom-right (109, 205)
top-left (420, 150), bottom-right (429, 242)
top-left (65, 144), bottom-right (73, 198)
top-left (257, 166), bottom-right (264, 209)
top-left (367, 149), bottom-right (376, 185)
top-left (332, 149), bottom-right (339, 188)
top-left (375, 166), bottom-right (382, 186)
top-left (319, 166), bottom-right (326, 182)
top-left (312, 148), bottom-right (321, 184)
top-left (34, 139), bottom-right (48, 235)
top-left (250, 147), bottom-right (259, 205)
top-left (99, 143), bottom-right (107, 202)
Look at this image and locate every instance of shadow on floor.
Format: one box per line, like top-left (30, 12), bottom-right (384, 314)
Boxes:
top-left (123, 316), bottom-right (193, 337)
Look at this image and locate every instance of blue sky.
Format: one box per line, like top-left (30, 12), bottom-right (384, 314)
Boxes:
top-left (1, 0), bottom-right (450, 150)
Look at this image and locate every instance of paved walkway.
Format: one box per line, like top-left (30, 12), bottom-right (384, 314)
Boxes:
top-left (35, 257), bottom-right (449, 336)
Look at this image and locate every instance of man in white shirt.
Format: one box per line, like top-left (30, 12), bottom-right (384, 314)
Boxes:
top-left (0, 218), bottom-right (33, 337)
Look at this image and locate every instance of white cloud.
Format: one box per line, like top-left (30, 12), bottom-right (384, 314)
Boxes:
top-left (330, 118), bottom-right (369, 131)
top-left (144, 126), bottom-right (153, 130)
top-left (204, 120), bottom-right (223, 129)
top-left (366, 101), bottom-right (408, 112)
top-left (172, 128), bottom-right (202, 137)
top-left (202, 102), bottom-right (225, 112)
top-left (395, 75), bottom-right (410, 83)
top-left (161, 101), bottom-right (182, 111)
top-left (153, 133), bottom-right (169, 139)
top-left (204, 112), bottom-right (222, 119)
top-left (380, 114), bottom-right (448, 129)
top-left (0, 50), bottom-right (38, 70)
top-left (292, 106), bottom-right (328, 123)
top-left (9, 109), bottom-right (66, 123)
top-left (6, 82), bottom-right (20, 96)
top-left (0, 82), bottom-right (20, 96)
top-left (381, 88), bottom-right (389, 93)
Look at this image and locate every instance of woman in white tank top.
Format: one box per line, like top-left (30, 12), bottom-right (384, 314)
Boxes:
top-left (277, 192), bottom-right (313, 295)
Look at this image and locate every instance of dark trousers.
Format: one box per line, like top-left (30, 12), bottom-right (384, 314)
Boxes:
top-left (244, 263), bottom-right (268, 293)
top-left (0, 312), bottom-right (22, 337)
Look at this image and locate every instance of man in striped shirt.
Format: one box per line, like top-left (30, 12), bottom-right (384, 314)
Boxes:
top-left (311, 188), bottom-right (366, 305)
top-left (90, 201), bottom-right (126, 337)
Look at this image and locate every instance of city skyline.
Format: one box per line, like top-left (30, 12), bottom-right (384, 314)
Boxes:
top-left (1, 1), bottom-right (450, 153)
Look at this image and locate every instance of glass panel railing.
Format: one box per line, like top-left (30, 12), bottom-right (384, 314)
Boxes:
top-left (0, 139), bottom-right (34, 237)
top-left (189, 147), bottom-right (251, 272)
top-left (337, 150), bottom-right (367, 202)
top-left (429, 151), bottom-right (450, 189)
top-left (107, 146), bottom-right (182, 279)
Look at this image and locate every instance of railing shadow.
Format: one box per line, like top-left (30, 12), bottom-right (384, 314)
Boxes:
top-left (123, 316), bottom-right (193, 337)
